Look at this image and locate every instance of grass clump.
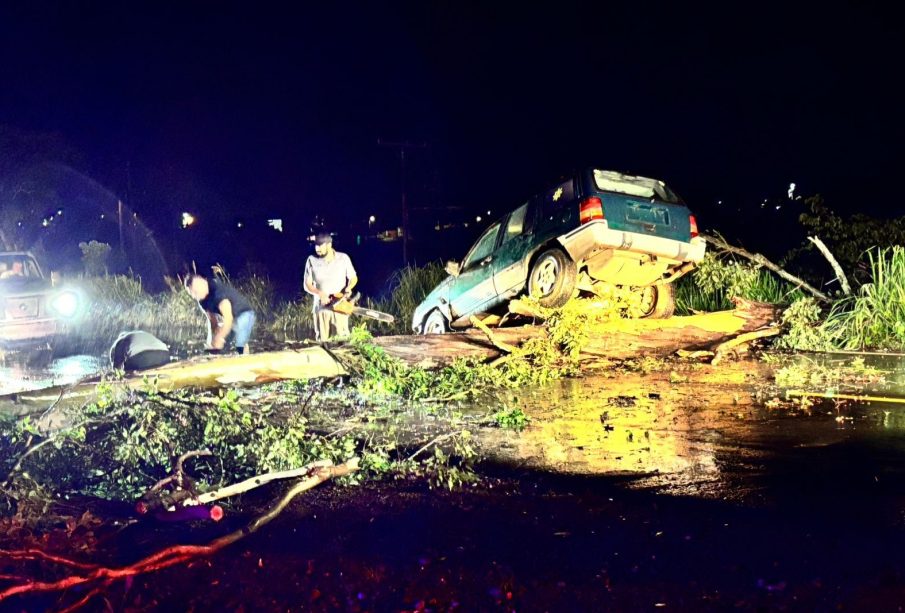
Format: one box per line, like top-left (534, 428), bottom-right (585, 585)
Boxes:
top-left (821, 246), bottom-right (905, 350)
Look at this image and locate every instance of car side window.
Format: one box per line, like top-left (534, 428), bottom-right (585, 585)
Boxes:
top-left (462, 222), bottom-right (501, 269)
top-left (500, 203), bottom-right (528, 245)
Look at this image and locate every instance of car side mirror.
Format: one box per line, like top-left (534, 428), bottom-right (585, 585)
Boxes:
top-left (445, 260), bottom-right (460, 277)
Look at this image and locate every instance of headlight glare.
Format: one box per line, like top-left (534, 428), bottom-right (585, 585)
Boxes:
top-left (51, 291), bottom-right (79, 318)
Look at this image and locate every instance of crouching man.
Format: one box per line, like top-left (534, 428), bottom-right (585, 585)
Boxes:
top-left (184, 273), bottom-right (256, 354)
top-left (110, 330), bottom-right (171, 371)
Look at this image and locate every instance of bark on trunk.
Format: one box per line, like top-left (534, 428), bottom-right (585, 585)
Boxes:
top-left (373, 298), bottom-right (781, 368)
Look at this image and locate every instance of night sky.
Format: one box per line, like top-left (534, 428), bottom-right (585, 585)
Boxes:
top-left (2, 1), bottom-right (903, 293)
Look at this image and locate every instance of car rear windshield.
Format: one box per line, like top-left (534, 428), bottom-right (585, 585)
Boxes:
top-left (593, 169), bottom-right (684, 204)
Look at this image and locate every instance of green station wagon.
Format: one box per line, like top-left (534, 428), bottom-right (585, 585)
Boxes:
top-left (412, 169), bottom-right (705, 334)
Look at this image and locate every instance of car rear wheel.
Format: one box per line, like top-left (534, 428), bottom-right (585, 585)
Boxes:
top-left (637, 283), bottom-right (676, 319)
top-left (528, 248), bottom-right (577, 308)
top-left (422, 309), bottom-right (449, 334)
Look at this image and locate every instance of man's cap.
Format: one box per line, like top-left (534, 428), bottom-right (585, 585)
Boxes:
top-left (314, 232), bottom-right (333, 246)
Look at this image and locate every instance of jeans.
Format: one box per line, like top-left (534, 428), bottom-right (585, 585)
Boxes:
top-left (229, 311), bottom-right (256, 350)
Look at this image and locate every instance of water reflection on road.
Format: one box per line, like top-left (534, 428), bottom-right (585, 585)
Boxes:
top-left (476, 358), bottom-right (905, 504)
top-left (0, 352), bottom-right (105, 397)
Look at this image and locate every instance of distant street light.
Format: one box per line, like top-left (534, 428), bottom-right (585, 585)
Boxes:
top-left (476, 216), bottom-right (482, 222)
top-left (181, 212), bottom-right (195, 228)
top-left (369, 215), bottom-right (376, 228)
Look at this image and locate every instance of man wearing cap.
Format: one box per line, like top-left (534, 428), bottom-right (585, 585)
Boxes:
top-left (303, 233), bottom-right (358, 341)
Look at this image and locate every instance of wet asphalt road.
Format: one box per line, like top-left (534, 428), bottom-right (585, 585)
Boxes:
top-left (7, 354), bottom-right (905, 610)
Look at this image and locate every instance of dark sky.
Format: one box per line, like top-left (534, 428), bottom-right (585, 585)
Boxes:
top-left (2, 1), bottom-right (904, 285)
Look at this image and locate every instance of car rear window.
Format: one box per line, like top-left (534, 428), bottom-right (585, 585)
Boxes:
top-left (593, 169), bottom-right (683, 204)
top-left (543, 179), bottom-right (575, 209)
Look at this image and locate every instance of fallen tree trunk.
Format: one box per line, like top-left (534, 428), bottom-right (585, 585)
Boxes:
top-left (373, 298), bottom-right (781, 368)
top-left (0, 299), bottom-right (780, 419)
top-left (0, 346), bottom-right (347, 419)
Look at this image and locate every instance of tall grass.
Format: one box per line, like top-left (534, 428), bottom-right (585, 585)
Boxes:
top-left (675, 262), bottom-right (804, 315)
top-left (271, 296), bottom-right (315, 341)
top-left (822, 247), bottom-right (905, 350)
top-left (371, 262), bottom-right (448, 335)
top-left (56, 275), bottom-right (206, 355)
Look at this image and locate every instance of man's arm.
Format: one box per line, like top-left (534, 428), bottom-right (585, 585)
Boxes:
top-left (341, 254), bottom-right (358, 297)
top-left (342, 274), bottom-right (358, 297)
top-left (211, 299), bottom-right (233, 349)
top-left (205, 312), bottom-right (219, 347)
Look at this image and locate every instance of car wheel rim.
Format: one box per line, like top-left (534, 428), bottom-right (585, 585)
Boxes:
top-left (425, 316), bottom-right (444, 333)
top-left (533, 257), bottom-right (559, 296)
top-left (638, 286), bottom-right (657, 314)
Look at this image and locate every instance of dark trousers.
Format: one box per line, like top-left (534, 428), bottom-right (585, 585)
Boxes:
top-left (123, 349), bottom-right (170, 371)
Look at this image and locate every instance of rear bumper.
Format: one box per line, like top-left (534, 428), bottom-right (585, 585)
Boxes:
top-left (0, 317), bottom-right (59, 346)
top-left (558, 220), bottom-right (706, 264)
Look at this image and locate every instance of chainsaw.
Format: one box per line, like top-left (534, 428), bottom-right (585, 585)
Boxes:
top-left (327, 292), bottom-right (395, 324)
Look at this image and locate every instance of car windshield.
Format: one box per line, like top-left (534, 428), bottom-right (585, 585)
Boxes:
top-left (593, 169), bottom-right (684, 204)
top-left (0, 255), bottom-right (41, 283)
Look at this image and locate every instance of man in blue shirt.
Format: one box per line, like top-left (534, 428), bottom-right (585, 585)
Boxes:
top-left (303, 233), bottom-right (358, 341)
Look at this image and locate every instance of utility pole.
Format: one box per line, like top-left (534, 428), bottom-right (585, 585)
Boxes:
top-left (379, 139), bottom-right (427, 265)
top-left (117, 199), bottom-right (124, 253)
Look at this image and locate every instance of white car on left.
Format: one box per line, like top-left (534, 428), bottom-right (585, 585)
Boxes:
top-left (0, 252), bottom-right (81, 348)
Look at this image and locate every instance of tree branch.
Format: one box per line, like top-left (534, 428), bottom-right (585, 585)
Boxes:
top-left (702, 234), bottom-right (830, 303)
top-left (469, 315), bottom-right (517, 354)
top-left (0, 458), bottom-right (360, 610)
top-left (807, 235), bottom-right (852, 295)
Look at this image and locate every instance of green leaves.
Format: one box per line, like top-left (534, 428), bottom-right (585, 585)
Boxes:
top-left (492, 406), bottom-right (530, 431)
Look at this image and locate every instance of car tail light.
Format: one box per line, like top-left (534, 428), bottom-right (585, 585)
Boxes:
top-left (689, 214), bottom-right (699, 238)
top-left (579, 196), bottom-right (604, 224)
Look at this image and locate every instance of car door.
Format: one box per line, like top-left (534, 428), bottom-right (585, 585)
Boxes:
top-left (448, 221), bottom-right (502, 319)
top-left (492, 200), bottom-right (537, 298)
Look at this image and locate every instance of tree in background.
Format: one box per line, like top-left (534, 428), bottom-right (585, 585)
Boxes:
top-left (79, 240), bottom-right (112, 276)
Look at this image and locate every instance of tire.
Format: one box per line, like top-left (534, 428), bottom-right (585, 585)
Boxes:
top-left (637, 283), bottom-right (676, 319)
top-left (422, 309), bottom-right (449, 334)
top-left (527, 248), bottom-right (577, 308)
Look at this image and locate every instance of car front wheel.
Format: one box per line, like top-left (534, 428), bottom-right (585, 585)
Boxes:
top-left (422, 309), bottom-right (449, 334)
top-left (527, 248), bottom-right (577, 308)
